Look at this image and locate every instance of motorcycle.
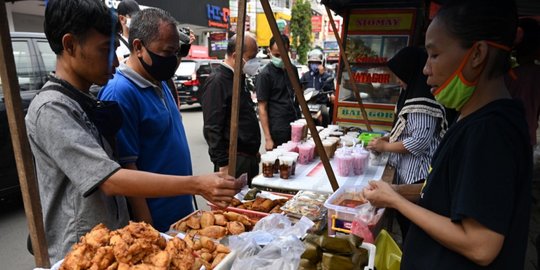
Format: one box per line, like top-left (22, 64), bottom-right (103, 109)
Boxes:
top-left (302, 76), bottom-right (335, 127)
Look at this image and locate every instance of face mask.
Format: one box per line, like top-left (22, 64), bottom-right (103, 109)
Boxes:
top-left (309, 63), bottom-right (319, 73)
top-left (270, 55), bottom-right (284, 69)
top-left (432, 41), bottom-right (510, 110)
top-left (125, 18), bottom-right (131, 28)
top-left (243, 58), bottom-right (260, 76)
top-left (139, 45), bottom-right (178, 81)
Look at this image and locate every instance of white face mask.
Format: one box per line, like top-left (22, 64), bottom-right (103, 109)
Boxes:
top-left (125, 18), bottom-right (131, 28)
top-left (242, 58), bottom-right (260, 76)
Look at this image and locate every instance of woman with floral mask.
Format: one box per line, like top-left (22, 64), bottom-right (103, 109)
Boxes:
top-left (363, 0), bottom-right (532, 269)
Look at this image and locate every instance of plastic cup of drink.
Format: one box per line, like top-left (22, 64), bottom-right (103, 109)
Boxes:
top-left (352, 152), bottom-right (368, 175)
top-left (322, 140), bottom-right (334, 159)
top-left (282, 152), bottom-right (299, 175)
top-left (278, 156), bottom-right (294, 179)
top-left (335, 152), bottom-right (353, 176)
top-left (261, 153), bottom-right (277, 177)
top-left (290, 123), bottom-right (304, 142)
top-left (297, 143), bottom-right (312, 164)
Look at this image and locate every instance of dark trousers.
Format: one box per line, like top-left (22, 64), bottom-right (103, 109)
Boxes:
top-left (214, 154), bottom-right (259, 186)
top-left (270, 129), bottom-right (291, 147)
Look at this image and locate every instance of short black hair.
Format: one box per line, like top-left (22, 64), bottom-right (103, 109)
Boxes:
top-left (515, 18), bottom-right (540, 64)
top-left (117, 0), bottom-right (140, 16)
top-left (45, 0), bottom-right (117, 55)
top-left (435, 0), bottom-right (517, 78)
top-left (269, 34), bottom-right (290, 49)
top-left (128, 8), bottom-right (178, 51)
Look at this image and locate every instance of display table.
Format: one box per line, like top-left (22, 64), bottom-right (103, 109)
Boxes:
top-left (252, 153), bottom-right (390, 194)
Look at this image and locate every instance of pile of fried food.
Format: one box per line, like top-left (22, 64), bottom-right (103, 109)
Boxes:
top-left (60, 221), bottom-right (230, 270)
top-left (230, 196), bottom-right (288, 214)
top-left (171, 210), bottom-right (256, 239)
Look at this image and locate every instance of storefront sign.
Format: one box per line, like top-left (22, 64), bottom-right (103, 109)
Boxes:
top-left (312, 16), bottom-right (322, 32)
top-left (352, 72), bottom-right (391, 84)
top-left (337, 106), bottom-right (394, 122)
top-left (328, 18), bottom-right (341, 33)
top-left (207, 4), bottom-right (230, 29)
top-left (348, 9), bottom-right (415, 34)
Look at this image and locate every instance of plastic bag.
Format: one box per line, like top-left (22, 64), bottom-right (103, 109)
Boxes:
top-left (229, 214), bottom-right (313, 270)
top-left (350, 203), bottom-right (379, 243)
top-left (374, 229), bottom-right (402, 270)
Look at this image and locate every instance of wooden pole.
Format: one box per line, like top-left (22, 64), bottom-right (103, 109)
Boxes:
top-left (260, 0), bottom-right (339, 192)
top-left (326, 7), bottom-right (373, 132)
top-left (0, 0), bottom-right (50, 267)
top-left (227, 0), bottom-right (248, 178)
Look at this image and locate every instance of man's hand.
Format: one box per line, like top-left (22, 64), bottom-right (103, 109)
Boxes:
top-left (362, 180), bottom-right (403, 209)
top-left (197, 172), bottom-right (242, 208)
top-left (219, 166), bottom-right (229, 177)
top-left (265, 138), bottom-right (274, 151)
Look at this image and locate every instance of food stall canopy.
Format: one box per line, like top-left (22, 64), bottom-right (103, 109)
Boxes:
top-left (322, 0), bottom-right (540, 16)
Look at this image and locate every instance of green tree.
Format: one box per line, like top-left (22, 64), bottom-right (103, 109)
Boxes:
top-left (290, 0), bottom-right (312, 64)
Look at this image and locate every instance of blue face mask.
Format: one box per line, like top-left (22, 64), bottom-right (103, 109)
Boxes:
top-left (309, 63), bottom-right (320, 73)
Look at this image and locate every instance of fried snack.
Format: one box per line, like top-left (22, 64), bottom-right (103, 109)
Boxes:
top-left (211, 253), bottom-right (227, 269)
top-left (231, 197), bottom-right (242, 207)
top-left (198, 225), bottom-right (227, 239)
top-left (226, 221), bottom-right (245, 235)
top-left (251, 197), bottom-right (266, 209)
top-left (270, 205), bottom-right (282, 214)
top-left (59, 243), bottom-right (94, 270)
top-left (214, 214), bottom-right (227, 226)
top-left (91, 246), bottom-right (115, 270)
top-left (173, 221), bottom-right (188, 232)
top-left (237, 214), bottom-right (254, 227)
top-left (200, 236), bottom-right (216, 252)
top-left (223, 211), bottom-right (240, 221)
top-left (200, 211), bottom-right (215, 228)
top-left (252, 198), bottom-right (276, 212)
top-left (186, 215), bottom-right (201, 230)
top-left (84, 223), bottom-right (111, 249)
top-left (215, 244), bottom-right (230, 254)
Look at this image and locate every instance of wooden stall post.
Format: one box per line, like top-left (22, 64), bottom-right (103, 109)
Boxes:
top-left (326, 6), bottom-right (373, 132)
top-left (260, 0), bottom-right (339, 192)
top-left (227, 0), bottom-right (248, 178)
top-left (0, 0), bottom-right (50, 267)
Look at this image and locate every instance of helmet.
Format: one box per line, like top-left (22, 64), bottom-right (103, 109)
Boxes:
top-left (307, 49), bottom-right (324, 63)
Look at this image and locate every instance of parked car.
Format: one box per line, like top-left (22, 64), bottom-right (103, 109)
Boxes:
top-left (173, 59), bottom-right (222, 105)
top-left (0, 32), bottom-right (56, 198)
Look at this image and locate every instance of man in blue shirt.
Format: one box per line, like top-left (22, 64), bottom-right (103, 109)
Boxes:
top-left (100, 8), bottom-right (201, 231)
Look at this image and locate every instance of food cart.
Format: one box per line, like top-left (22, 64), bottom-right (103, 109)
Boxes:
top-left (323, 0), bottom-right (428, 131)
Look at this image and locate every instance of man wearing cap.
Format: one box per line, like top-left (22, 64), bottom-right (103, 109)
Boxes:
top-left (116, 0), bottom-right (140, 61)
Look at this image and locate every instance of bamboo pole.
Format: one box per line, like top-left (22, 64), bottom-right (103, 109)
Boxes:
top-left (260, 0), bottom-right (339, 191)
top-left (0, 0), bottom-right (50, 267)
top-left (326, 6), bottom-right (373, 131)
top-left (227, 0), bottom-right (248, 178)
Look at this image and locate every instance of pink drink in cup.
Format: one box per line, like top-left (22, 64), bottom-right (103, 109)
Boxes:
top-left (297, 143), bottom-right (312, 164)
top-left (335, 152), bottom-right (353, 176)
top-left (290, 123), bottom-right (304, 142)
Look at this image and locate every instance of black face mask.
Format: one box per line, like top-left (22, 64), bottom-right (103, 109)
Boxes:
top-left (139, 45), bottom-right (178, 81)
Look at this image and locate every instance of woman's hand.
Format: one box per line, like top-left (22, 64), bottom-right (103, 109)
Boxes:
top-left (362, 180), bottom-right (403, 209)
top-left (367, 137), bottom-right (388, 153)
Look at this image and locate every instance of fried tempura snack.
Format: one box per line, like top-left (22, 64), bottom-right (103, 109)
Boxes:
top-left (200, 212), bottom-right (215, 228)
top-left (226, 221), bottom-right (245, 235)
top-left (198, 225), bottom-right (227, 239)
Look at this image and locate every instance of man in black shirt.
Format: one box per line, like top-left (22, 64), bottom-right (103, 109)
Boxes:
top-left (256, 34), bottom-right (300, 150)
top-left (201, 34), bottom-right (261, 182)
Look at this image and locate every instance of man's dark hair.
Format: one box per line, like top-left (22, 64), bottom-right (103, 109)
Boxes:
top-left (117, 0), bottom-right (140, 16)
top-left (45, 0), bottom-right (117, 55)
top-left (128, 8), bottom-right (178, 51)
top-left (436, 0), bottom-right (517, 78)
top-left (269, 34), bottom-right (290, 49)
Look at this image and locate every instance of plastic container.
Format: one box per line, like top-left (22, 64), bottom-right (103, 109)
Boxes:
top-left (324, 185), bottom-right (382, 236)
top-left (358, 132), bottom-right (383, 146)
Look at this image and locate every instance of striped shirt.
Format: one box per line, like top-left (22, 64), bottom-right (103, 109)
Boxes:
top-left (389, 112), bottom-right (441, 184)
